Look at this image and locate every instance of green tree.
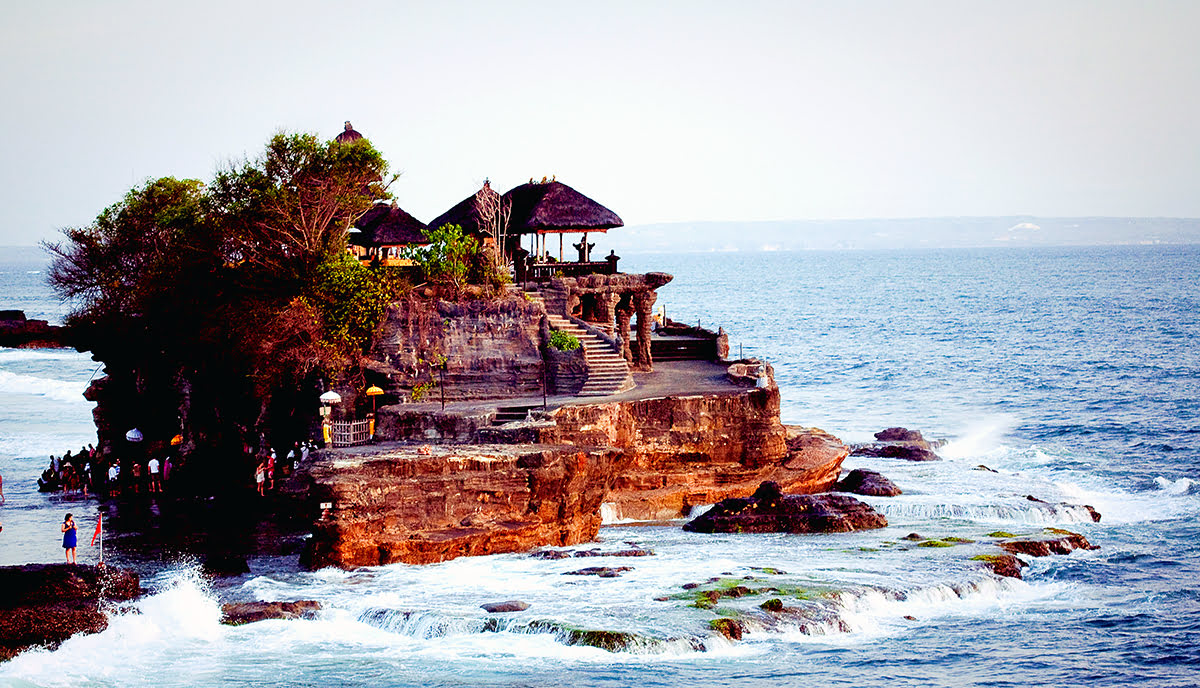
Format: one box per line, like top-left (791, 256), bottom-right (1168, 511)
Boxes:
top-left (405, 224), bottom-right (478, 293)
top-left (44, 130), bottom-right (401, 493)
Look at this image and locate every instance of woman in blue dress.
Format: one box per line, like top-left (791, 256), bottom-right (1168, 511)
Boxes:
top-left (62, 513), bottom-right (77, 564)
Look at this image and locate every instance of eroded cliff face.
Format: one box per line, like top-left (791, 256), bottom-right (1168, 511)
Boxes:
top-left (292, 377), bottom-right (849, 568)
top-left (297, 444), bottom-right (626, 568)
top-left (370, 296), bottom-right (547, 401)
top-left (545, 388), bottom-right (845, 521)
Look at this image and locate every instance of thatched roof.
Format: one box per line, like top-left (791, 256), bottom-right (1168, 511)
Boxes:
top-left (335, 121), bottom-right (364, 144)
top-left (426, 182), bottom-right (500, 236)
top-left (505, 180), bottom-right (623, 234)
top-left (350, 203), bottom-right (429, 247)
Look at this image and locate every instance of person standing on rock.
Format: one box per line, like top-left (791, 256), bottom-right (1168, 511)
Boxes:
top-left (62, 513), bottom-right (78, 564)
top-left (255, 459), bottom-right (267, 496)
top-left (147, 456), bottom-right (162, 493)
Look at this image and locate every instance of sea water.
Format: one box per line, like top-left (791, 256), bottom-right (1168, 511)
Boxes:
top-left (1, 243), bottom-right (1198, 687)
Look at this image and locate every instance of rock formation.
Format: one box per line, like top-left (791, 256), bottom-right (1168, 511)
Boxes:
top-left (682, 481), bottom-right (888, 534)
top-left (295, 443), bottom-right (626, 568)
top-left (998, 529), bottom-right (1098, 557)
top-left (0, 310), bottom-right (66, 348)
top-left (289, 363), bottom-right (850, 568)
top-left (851, 427), bottom-right (941, 461)
top-left (221, 600), bottom-right (322, 625)
top-left (835, 469), bottom-right (902, 496)
top-left (0, 564), bottom-right (141, 661)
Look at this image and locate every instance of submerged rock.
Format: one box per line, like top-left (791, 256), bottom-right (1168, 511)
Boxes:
top-left (480, 600), bottom-right (530, 613)
top-left (972, 554), bottom-right (1028, 579)
top-left (1024, 495), bottom-right (1102, 522)
top-left (835, 469), bottom-right (902, 496)
top-left (220, 600), bottom-right (322, 625)
top-left (683, 481), bottom-right (888, 534)
top-left (563, 567), bottom-right (632, 577)
top-left (0, 564), bottom-right (141, 660)
top-left (998, 529), bottom-right (1098, 557)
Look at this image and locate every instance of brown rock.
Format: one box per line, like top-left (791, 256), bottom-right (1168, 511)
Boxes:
top-left (296, 444), bottom-right (628, 568)
top-left (710, 618), bottom-right (744, 640)
top-left (563, 567), bottom-right (632, 577)
top-left (220, 600), bottom-right (321, 625)
top-left (973, 554), bottom-right (1028, 579)
top-left (998, 530), bottom-right (1098, 557)
top-left (0, 564), bottom-right (141, 661)
top-left (683, 481), bottom-right (888, 534)
top-left (835, 469), bottom-right (902, 496)
top-left (874, 427), bottom-right (925, 442)
top-left (480, 601), bottom-right (530, 613)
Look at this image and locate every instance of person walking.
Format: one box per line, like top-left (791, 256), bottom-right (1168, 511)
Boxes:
top-left (62, 513), bottom-right (78, 564)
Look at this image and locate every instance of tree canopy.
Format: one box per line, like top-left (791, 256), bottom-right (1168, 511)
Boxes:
top-left (44, 131), bottom-right (401, 487)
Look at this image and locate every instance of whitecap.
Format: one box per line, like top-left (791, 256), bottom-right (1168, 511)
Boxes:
top-left (0, 370), bottom-right (90, 403)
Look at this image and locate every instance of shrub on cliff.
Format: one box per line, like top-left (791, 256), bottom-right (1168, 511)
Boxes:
top-left (550, 329), bottom-right (581, 351)
top-left (404, 224), bottom-right (477, 294)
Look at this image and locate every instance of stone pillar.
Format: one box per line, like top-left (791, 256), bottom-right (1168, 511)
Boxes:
top-left (597, 293), bottom-right (618, 335)
top-left (633, 291), bottom-right (657, 371)
top-left (615, 303), bottom-right (633, 363)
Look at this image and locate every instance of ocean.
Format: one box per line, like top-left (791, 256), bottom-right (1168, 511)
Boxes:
top-left (1, 243), bottom-right (1198, 687)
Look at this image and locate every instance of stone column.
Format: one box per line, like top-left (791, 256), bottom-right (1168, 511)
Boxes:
top-left (615, 302), bottom-right (633, 363)
top-left (633, 291), bottom-right (657, 371)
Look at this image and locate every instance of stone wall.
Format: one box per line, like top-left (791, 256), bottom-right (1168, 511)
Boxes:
top-left (370, 295), bottom-right (547, 401)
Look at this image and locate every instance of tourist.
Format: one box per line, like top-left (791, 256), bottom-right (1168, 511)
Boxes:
top-left (129, 461), bottom-right (142, 494)
top-left (62, 513), bottom-right (77, 564)
top-left (266, 450), bottom-right (276, 491)
top-left (255, 459), bottom-right (267, 496)
top-left (106, 462), bottom-right (120, 497)
top-left (162, 455), bottom-right (172, 488)
top-left (147, 456), bottom-right (162, 493)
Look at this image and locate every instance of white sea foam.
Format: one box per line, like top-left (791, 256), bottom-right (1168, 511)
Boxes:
top-left (0, 347), bottom-right (88, 363)
top-left (1153, 476), bottom-right (1196, 495)
top-left (0, 569), bottom-right (224, 686)
top-left (0, 431), bottom-right (96, 459)
top-left (0, 369), bottom-right (90, 403)
top-left (940, 415), bottom-right (1018, 460)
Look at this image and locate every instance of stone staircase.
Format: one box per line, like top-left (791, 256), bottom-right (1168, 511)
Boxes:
top-left (525, 289), bottom-right (634, 397)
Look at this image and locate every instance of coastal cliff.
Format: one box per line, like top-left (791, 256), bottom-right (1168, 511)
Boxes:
top-left (290, 366), bottom-right (848, 568)
top-left (296, 444), bottom-right (625, 568)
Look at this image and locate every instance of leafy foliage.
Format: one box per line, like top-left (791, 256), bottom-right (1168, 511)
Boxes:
top-left (550, 329), bottom-right (581, 351)
top-left (404, 224), bottom-right (478, 292)
top-left (43, 131), bottom-right (399, 490)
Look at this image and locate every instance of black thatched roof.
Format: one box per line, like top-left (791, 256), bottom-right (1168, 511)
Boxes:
top-left (335, 121), bottom-right (364, 144)
top-left (505, 180), bottom-right (623, 234)
top-left (426, 182), bottom-right (500, 236)
top-left (351, 203), bottom-right (429, 247)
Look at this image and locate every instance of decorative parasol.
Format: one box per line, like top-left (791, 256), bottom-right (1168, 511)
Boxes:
top-left (365, 386), bottom-right (384, 414)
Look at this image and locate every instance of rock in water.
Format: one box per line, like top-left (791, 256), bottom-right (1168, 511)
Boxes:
top-left (683, 481), bottom-right (888, 534)
top-left (998, 530), bottom-right (1098, 557)
top-left (480, 600), bottom-right (531, 613)
top-left (835, 469), bottom-right (902, 496)
top-left (851, 427), bottom-right (941, 461)
top-left (874, 427), bottom-right (925, 442)
top-left (221, 601), bottom-right (322, 625)
top-left (0, 564), bottom-right (141, 660)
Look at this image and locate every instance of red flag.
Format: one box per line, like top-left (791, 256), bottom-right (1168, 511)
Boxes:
top-left (90, 513), bottom-right (102, 546)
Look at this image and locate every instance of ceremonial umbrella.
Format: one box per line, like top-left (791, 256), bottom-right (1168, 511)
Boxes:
top-left (365, 386), bottom-right (384, 413)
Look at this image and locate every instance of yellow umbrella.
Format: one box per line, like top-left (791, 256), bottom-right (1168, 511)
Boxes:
top-left (365, 385), bottom-right (384, 413)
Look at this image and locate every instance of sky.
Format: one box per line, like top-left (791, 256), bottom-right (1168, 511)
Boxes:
top-left (2, 1), bottom-right (1199, 246)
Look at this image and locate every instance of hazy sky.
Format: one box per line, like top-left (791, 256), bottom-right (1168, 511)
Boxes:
top-left (3, 1), bottom-right (1198, 246)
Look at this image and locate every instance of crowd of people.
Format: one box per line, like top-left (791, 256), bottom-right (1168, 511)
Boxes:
top-left (39, 445), bottom-right (174, 498)
top-left (253, 441), bottom-right (312, 496)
